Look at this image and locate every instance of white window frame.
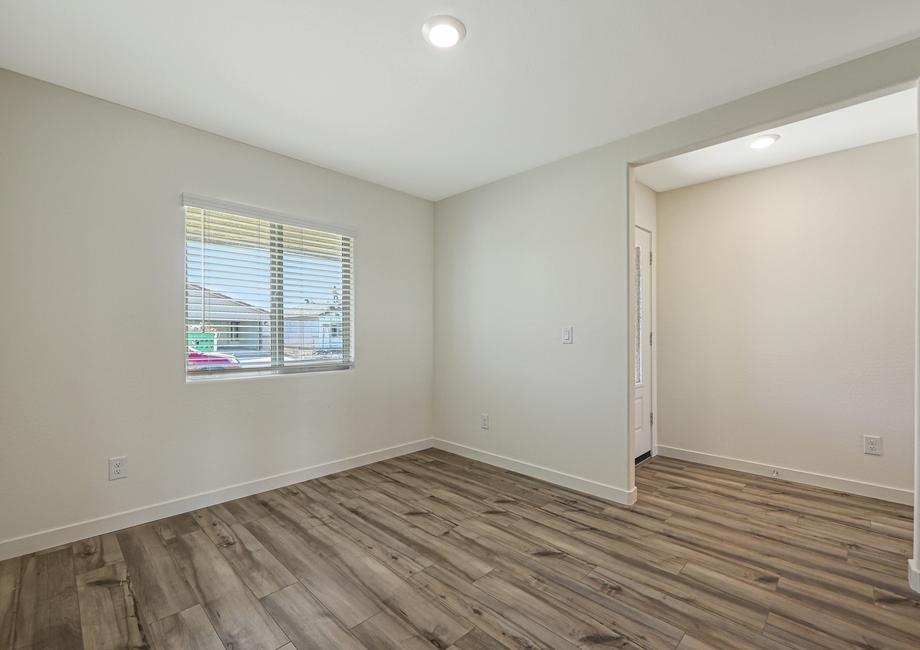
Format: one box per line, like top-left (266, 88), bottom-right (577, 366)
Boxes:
top-left (182, 194), bottom-right (356, 381)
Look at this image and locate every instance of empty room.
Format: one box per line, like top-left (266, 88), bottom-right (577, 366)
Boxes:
top-left (2, 2), bottom-right (920, 649)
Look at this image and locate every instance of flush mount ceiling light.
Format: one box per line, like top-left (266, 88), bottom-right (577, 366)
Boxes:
top-left (748, 133), bottom-right (781, 150)
top-left (422, 15), bottom-right (466, 48)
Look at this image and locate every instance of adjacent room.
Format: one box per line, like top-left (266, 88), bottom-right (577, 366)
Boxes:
top-left (632, 89), bottom-right (917, 505)
top-left (2, 2), bottom-right (920, 649)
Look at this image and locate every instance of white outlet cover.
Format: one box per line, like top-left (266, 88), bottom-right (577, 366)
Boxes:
top-left (863, 436), bottom-right (883, 456)
top-left (480, 413), bottom-right (490, 430)
top-left (108, 456), bottom-right (127, 480)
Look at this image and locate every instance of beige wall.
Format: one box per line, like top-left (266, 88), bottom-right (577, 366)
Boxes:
top-left (0, 69), bottom-right (434, 554)
top-left (656, 136), bottom-right (916, 493)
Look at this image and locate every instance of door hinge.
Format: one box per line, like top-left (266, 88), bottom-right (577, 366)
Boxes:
top-left (650, 411), bottom-right (654, 426)
top-left (649, 251), bottom-right (653, 266)
top-left (649, 331), bottom-right (653, 347)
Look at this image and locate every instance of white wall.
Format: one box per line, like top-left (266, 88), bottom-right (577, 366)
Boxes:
top-left (433, 39), bottom-right (920, 507)
top-left (634, 182), bottom-right (657, 232)
top-left (0, 69), bottom-right (434, 555)
top-left (434, 146), bottom-right (632, 500)
top-left (655, 137), bottom-right (916, 498)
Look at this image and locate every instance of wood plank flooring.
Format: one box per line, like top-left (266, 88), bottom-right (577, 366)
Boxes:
top-left (1, 451), bottom-right (917, 649)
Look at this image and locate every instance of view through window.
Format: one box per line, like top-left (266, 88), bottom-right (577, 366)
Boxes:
top-left (184, 200), bottom-right (353, 378)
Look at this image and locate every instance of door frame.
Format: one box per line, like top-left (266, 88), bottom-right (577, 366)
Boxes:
top-left (634, 223), bottom-right (657, 459)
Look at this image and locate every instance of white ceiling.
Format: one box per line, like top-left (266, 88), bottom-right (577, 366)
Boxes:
top-left (2, 2), bottom-right (920, 200)
top-left (636, 88), bottom-right (918, 192)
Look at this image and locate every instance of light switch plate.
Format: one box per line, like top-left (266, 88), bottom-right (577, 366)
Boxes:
top-left (562, 326), bottom-right (574, 344)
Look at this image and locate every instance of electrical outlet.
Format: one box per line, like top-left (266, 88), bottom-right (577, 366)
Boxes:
top-left (863, 435), bottom-right (882, 456)
top-left (480, 413), bottom-right (490, 431)
top-left (108, 456), bottom-right (127, 481)
top-left (770, 469), bottom-right (779, 479)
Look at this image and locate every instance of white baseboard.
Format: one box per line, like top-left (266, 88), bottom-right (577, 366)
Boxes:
top-left (910, 558), bottom-right (920, 594)
top-left (657, 445), bottom-right (913, 505)
top-left (0, 437), bottom-right (435, 562)
top-left (432, 438), bottom-right (636, 506)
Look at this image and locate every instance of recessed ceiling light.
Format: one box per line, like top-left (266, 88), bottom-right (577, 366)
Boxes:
top-left (748, 134), bottom-right (780, 150)
top-left (422, 15), bottom-right (466, 48)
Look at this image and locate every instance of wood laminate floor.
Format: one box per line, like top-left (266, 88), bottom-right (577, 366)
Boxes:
top-left (1, 451), bottom-right (917, 649)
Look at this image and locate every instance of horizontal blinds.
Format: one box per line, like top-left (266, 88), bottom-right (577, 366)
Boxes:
top-left (185, 204), bottom-right (353, 377)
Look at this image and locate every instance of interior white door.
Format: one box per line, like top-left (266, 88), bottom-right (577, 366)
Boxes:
top-left (634, 227), bottom-right (653, 458)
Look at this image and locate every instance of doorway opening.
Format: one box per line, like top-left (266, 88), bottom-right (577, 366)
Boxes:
top-left (627, 87), bottom-right (918, 503)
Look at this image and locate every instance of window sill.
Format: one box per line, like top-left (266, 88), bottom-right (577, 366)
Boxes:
top-left (185, 362), bottom-right (354, 383)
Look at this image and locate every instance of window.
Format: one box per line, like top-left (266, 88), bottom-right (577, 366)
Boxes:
top-left (184, 196), bottom-right (353, 379)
